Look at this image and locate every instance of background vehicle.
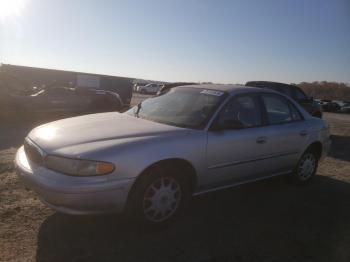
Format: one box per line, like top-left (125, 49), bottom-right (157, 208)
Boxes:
top-left (157, 82), bottom-right (199, 95)
top-left (15, 85), bottom-right (330, 226)
top-left (245, 81), bottom-right (323, 118)
top-left (321, 101), bottom-right (341, 112)
top-left (133, 82), bottom-right (148, 92)
top-left (340, 102), bottom-right (350, 113)
top-left (7, 86), bottom-right (124, 114)
top-left (138, 83), bottom-right (163, 94)
top-left (0, 64), bottom-right (133, 108)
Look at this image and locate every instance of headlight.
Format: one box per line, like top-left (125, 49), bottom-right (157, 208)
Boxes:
top-left (45, 156), bottom-right (115, 176)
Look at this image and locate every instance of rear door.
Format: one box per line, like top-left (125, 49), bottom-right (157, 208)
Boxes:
top-left (253, 93), bottom-right (310, 177)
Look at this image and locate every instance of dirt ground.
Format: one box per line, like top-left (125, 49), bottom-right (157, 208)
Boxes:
top-left (0, 106), bottom-right (349, 261)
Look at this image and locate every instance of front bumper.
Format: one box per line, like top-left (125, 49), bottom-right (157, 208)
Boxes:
top-left (15, 146), bottom-right (135, 215)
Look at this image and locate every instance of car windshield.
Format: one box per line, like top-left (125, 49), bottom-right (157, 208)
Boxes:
top-left (125, 87), bottom-right (226, 129)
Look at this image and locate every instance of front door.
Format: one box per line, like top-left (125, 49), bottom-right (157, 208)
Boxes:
top-left (205, 93), bottom-right (269, 188)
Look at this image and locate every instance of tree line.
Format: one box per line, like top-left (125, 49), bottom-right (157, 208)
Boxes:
top-left (297, 81), bottom-right (350, 101)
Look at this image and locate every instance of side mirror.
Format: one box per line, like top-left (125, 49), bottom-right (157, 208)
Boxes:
top-left (213, 119), bottom-right (244, 131)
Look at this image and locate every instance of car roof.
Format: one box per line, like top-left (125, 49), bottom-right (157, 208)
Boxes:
top-left (175, 83), bottom-right (274, 95)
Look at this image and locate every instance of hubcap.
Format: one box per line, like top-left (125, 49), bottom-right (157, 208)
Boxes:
top-left (143, 177), bottom-right (181, 222)
top-left (298, 153), bottom-right (316, 180)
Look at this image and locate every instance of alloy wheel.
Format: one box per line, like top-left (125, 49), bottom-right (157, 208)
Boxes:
top-left (143, 176), bottom-right (182, 223)
top-left (297, 153), bottom-right (316, 181)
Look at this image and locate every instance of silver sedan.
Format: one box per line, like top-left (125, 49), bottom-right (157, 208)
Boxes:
top-left (15, 84), bottom-right (331, 225)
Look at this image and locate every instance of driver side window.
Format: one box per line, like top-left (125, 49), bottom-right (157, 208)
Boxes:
top-left (217, 94), bottom-right (262, 128)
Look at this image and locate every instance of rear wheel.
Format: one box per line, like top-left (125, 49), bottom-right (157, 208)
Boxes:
top-left (126, 166), bottom-right (191, 226)
top-left (291, 150), bottom-right (318, 185)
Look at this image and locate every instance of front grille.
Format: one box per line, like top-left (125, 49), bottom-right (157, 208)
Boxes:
top-left (24, 139), bottom-right (43, 165)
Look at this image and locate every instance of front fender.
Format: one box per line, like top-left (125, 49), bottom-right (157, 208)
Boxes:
top-left (86, 131), bottom-right (208, 183)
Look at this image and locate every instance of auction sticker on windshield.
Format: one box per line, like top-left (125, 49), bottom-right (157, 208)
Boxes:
top-left (200, 90), bottom-right (224, 96)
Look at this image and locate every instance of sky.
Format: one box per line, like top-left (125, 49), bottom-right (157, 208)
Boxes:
top-left (0, 0), bottom-right (349, 84)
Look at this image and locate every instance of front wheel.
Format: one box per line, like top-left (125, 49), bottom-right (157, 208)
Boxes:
top-left (291, 150), bottom-right (318, 185)
top-left (126, 167), bottom-right (191, 226)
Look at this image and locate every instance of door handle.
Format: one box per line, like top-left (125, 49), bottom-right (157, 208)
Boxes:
top-left (256, 136), bottom-right (267, 144)
top-left (299, 130), bottom-right (308, 136)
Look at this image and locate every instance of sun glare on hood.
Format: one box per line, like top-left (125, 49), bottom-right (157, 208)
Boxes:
top-left (35, 126), bottom-right (57, 141)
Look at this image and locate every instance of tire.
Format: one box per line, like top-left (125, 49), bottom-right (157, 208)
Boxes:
top-left (126, 166), bottom-right (191, 226)
top-left (291, 149), bottom-right (319, 185)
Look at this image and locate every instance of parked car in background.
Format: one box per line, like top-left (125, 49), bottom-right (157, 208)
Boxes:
top-left (321, 101), bottom-right (341, 112)
top-left (245, 81), bottom-right (323, 118)
top-left (314, 99), bottom-right (321, 106)
top-left (340, 102), bottom-right (350, 113)
top-left (157, 82), bottom-right (199, 95)
top-left (133, 82), bottom-right (148, 92)
top-left (15, 84), bottom-right (330, 226)
top-left (7, 86), bottom-right (124, 114)
top-left (318, 99), bottom-right (330, 109)
top-left (138, 83), bottom-right (163, 94)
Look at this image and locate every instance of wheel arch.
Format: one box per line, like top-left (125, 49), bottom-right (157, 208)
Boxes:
top-left (305, 141), bottom-right (323, 159)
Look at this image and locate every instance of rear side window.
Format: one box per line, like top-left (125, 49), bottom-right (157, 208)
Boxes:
top-left (261, 94), bottom-right (293, 124)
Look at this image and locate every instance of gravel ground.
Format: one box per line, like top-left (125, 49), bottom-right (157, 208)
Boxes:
top-left (0, 108), bottom-right (349, 262)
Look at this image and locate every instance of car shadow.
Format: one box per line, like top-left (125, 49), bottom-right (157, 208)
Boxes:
top-left (36, 176), bottom-right (350, 262)
top-left (329, 135), bottom-right (350, 162)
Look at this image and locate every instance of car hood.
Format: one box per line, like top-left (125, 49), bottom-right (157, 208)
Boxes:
top-left (28, 112), bottom-right (187, 153)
